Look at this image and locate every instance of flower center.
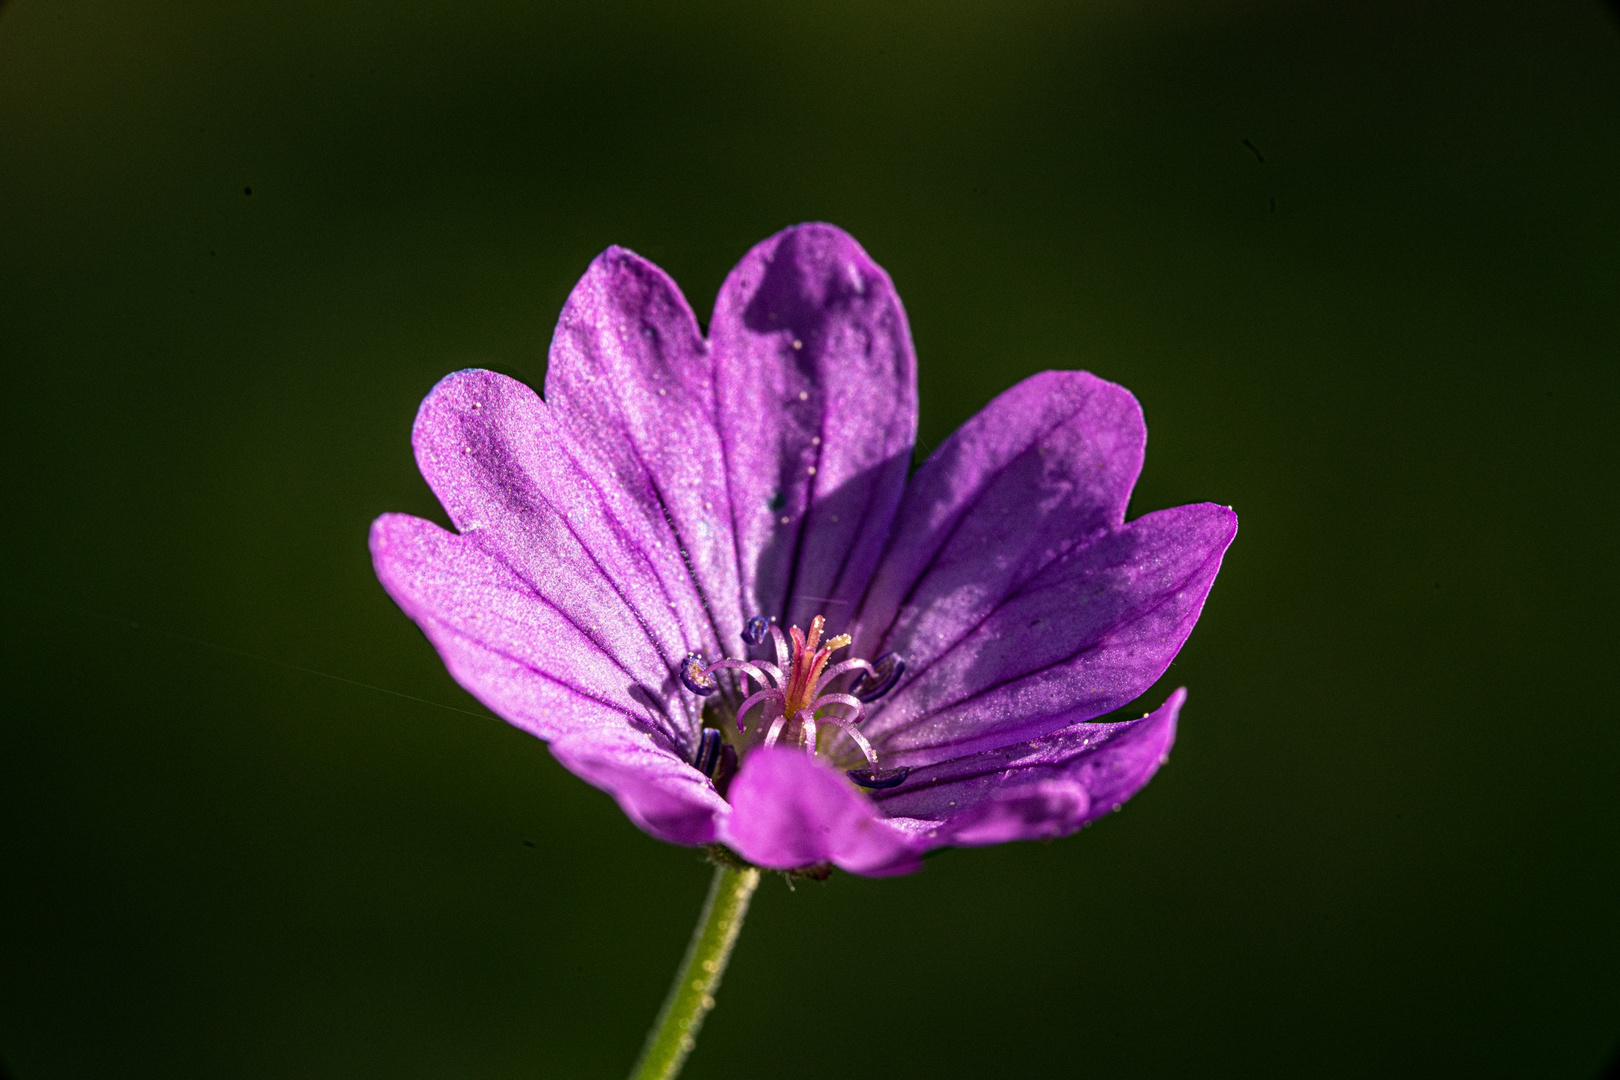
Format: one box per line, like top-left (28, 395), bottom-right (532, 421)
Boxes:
top-left (678, 615), bottom-right (909, 790)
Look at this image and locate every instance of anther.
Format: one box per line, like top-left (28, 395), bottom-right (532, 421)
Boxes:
top-left (693, 728), bottom-right (724, 778)
top-left (847, 766), bottom-right (911, 790)
top-left (852, 652), bottom-right (904, 702)
top-left (743, 615), bottom-right (770, 645)
top-left (679, 653), bottom-right (718, 695)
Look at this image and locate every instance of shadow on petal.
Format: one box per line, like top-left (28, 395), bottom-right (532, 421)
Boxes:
top-left (871, 688), bottom-right (1184, 850)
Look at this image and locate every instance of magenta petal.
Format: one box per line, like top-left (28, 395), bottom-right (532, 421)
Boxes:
top-left (370, 513), bottom-right (672, 740)
top-left (410, 368), bottom-right (716, 742)
top-left (878, 688), bottom-right (1184, 848)
top-left (544, 247), bottom-right (745, 653)
top-left (863, 503), bottom-right (1236, 762)
top-left (721, 747), bottom-right (923, 877)
top-left (710, 223), bottom-right (917, 630)
top-left (856, 370), bottom-right (1144, 658)
top-left (550, 730), bottom-right (727, 846)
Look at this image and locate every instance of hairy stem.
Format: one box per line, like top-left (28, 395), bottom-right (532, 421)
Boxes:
top-left (627, 863), bottom-right (761, 1080)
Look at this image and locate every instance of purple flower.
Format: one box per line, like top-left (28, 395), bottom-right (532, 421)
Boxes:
top-left (371, 223), bottom-right (1236, 877)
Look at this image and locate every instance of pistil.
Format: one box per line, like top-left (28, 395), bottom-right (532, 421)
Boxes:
top-left (678, 615), bottom-right (911, 791)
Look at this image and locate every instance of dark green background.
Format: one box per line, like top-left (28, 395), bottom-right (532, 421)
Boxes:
top-left (3, 1), bottom-right (1617, 1076)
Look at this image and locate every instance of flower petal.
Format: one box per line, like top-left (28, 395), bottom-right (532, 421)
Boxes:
top-left (370, 513), bottom-right (727, 842)
top-left (721, 746), bottom-right (922, 877)
top-left (710, 223), bottom-right (917, 631)
top-left (551, 729), bottom-right (728, 846)
top-left (876, 688), bottom-right (1184, 848)
top-left (854, 370), bottom-right (1144, 658)
top-left (544, 246), bottom-right (745, 654)
top-left (371, 513), bottom-right (663, 738)
top-left (410, 368), bottom-right (715, 746)
top-left (863, 503), bottom-right (1235, 762)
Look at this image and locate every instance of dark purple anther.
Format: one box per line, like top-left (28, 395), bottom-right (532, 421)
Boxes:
top-left (743, 615), bottom-right (770, 645)
top-left (693, 728), bottom-right (724, 778)
top-left (853, 652), bottom-right (904, 702)
top-left (847, 766), bottom-right (911, 790)
top-left (679, 653), bottom-right (718, 695)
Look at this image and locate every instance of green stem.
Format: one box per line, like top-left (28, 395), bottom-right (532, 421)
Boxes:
top-left (628, 863), bottom-right (761, 1080)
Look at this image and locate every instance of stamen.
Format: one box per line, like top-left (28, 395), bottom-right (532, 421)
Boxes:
top-left (796, 708), bottom-right (818, 754)
top-left (810, 692), bottom-right (865, 724)
top-left (679, 620), bottom-right (901, 791)
top-left (853, 652), bottom-right (904, 702)
top-left (847, 766), bottom-right (911, 789)
top-left (816, 713), bottom-right (877, 766)
top-left (679, 653), bottom-right (718, 695)
top-left (735, 687), bottom-right (784, 732)
top-left (820, 657), bottom-right (874, 682)
top-left (693, 728), bottom-right (724, 777)
top-left (764, 713), bottom-right (789, 748)
top-left (706, 658), bottom-right (775, 688)
top-left (767, 623), bottom-right (791, 670)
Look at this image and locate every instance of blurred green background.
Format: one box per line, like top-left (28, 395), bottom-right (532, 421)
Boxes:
top-left (3, 1), bottom-right (1618, 1076)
